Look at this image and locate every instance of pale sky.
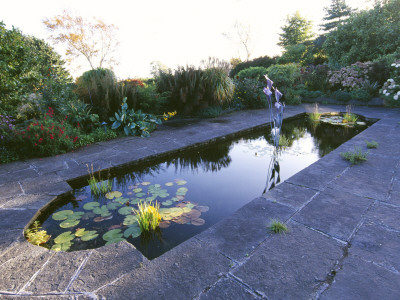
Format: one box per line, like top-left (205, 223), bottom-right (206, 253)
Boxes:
top-left (2, 0), bottom-right (373, 79)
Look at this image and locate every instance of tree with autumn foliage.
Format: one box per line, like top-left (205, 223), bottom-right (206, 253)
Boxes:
top-left (43, 11), bottom-right (119, 71)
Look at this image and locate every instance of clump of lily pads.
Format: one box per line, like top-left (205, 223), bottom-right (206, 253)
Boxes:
top-left (135, 201), bottom-right (161, 232)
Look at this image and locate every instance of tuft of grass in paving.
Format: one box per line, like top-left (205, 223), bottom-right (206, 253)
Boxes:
top-left (365, 140), bottom-right (379, 149)
top-left (269, 220), bottom-right (289, 234)
top-left (340, 147), bottom-right (368, 165)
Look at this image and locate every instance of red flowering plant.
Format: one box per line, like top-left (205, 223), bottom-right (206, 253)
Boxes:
top-left (14, 107), bottom-right (81, 157)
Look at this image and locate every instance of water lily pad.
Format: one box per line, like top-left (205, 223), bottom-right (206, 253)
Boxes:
top-left (75, 228), bottom-right (87, 237)
top-left (191, 218), bottom-right (205, 226)
top-left (94, 216), bottom-right (106, 222)
top-left (105, 191), bottom-right (122, 199)
top-left (80, 231), bottom-right (99, 241)
top-left (165, 182), bottom-right (174, 187)
top-left (154, 184), bottom-right (161, 188)
top-left (186, 203), bottom-right (195, 209)
top-left (81, 212), bottom-right (95, 220)
top-left (60, 219), bottom-right (80, 228)
top-left (52, 241), bottom-right (72, 252)
top-left (145, 196), bottom-right (156, 202)
top-left (118, 206), bottom-right (135, 215)
top-left (83, 202), bottom-right (100, 210)
top-left (107, 202), bottom-right (123, 210)
top-left (68, 211), bottom-right (85, 220)
top-left (129, 198), bottom-right (141, 205)
top-left (103, 229), bottom-right (123, 243)
top-left (105, 238), bottom-right (126, 245)
top-left (175, 179), bottom-right (187, 186)
top-left (182, 206), bottom-right (192, 213)
top-left (141, 181), bottom-right (151, 186)
top-left (172, 215), bottom-right (191, 224)
top-left (123, 215), bottom-right (138, 226)
top-left (124, 225), bottom-right (141, 238)
top-left (177, 187), bottom-right (188, 193)
top-left (162, 200), bottom-right (173, 206)
top-left (171, 197), bottom-right (179, 202)
top-left (52, 210), bottom-right (74, 221)
top-left (183, 209), bottom-right (201, 220)
top-left (127, 192), bottom-right (133, 195)
top-left (135, 192), bottom-right (146, 197)
top-left (133, 188), bottom-right (142, 193)
top-left (176, 195), bottom-right (185, 201)
top-left (54, 232), bottom-right (75, 244)
top-left (93, 205), bottom-right (111, 217)
top-left (196, 205), bottom-right (209, 213)
top-left (159, 220), bottom-right (171, 228)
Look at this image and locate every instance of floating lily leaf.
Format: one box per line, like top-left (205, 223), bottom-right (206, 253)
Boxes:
top-left (191, 218), bottom-right (205, 226)
top-left (93, 205), bottom-right (111, 217)
top-left (177, 187), bottom-right (188, 193)
top-left (105, 238), bottom-right (126, 245)
top-left (118, 206), bottom-right (135, 215)
top-left (135, 192), bottom-right (146, 197)
top-left (81, 212), bottom-right (95, 220)
top-left (107, 202), bottom-right (123, 210)
top-left (141, 182), bottom-right (151, 186)
top-left (182, 206), bottom-right (192, 213)
top-left (52, 210), bottom-right (74, 221)
top-left (159, 220), bottom-right (171, 229)
top-left (75, 228), bottom-right (87, 237)
top-left (127, 192), bottom-right (133, 195)
top-left (68, 211), bottom-right (85, 220)
top-left (80, 231), bottom-right (99, 241)
top-left (94, 216), bottom-right (106, 222)
top-left (105, 191), bottom-right (122, 199)
top-left (162, 200), bottom-right (173, 206)
top-left (165, 182), bottom-right (174, 187)
top-left (129, 198), bottom-right (141, 205)
top-left (172, 215), bottom-right (190, 224)
top-left (176, 195), bottom-right (185, 201)
top-left (171, 197), bottom-right (179, 202)
top-left (175, 179), bottom-right (187, 186)
top-left (83, 202), bottom-right (100, 210)
top-left (133, 188), bottom-right (142, 193)
top-left (54, 231), bottom-right (75, 244)
top-left (124, 225), bottom-right (141, 238)
top-left (183, 209), bottom-right (201, 220)
top-left (103, 229), bottom-right (124, 243)
top-left (154, 184), bottom-right (161, 188)
top-left (196, 205), bottom-right (209, 213)
top-left (186, 203), bottom-right (195, 209)
top-left (60, 219), bottom-right (80, 228)
top-left (145, 196), bottom-right (156, 202)
top-left (52, 241), bottom-right (72, 252)
top-left (123, 214), bottom-right (138, 226)
top-left (128, 185), bottom-right (135, 189)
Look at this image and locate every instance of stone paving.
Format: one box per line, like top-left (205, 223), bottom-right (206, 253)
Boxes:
top-left (0, 105), bottom-right (399, 299)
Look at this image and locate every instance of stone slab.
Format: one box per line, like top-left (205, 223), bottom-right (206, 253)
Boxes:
top-left (31, 157), bottom-right (80, 176)
top-left (0, 229), bottom-right (23, 255)
top-left (68, 242), bottom-right (146, 293)
top-left (0, 243), bottom-right (53, 293)
top-left (20, 174), bottom-right (72, 195)
top-left (262, 182), bottom-right (318, 210)
top-left (198, 277), bottom-right (258, 299)
top-left (293, 187), bottom-right (372, 241)
top-left (320, 255), bottom-right (400, 300)
top-left (350, 222), bottom-right (400, 274)
top-left (0, 182), bottom-right (23, 204)
top-left (232, 221), bottom-right (343, 300)
top-left (365, 202), bottom-right (400, 231)
top-left (328, 167), bottom-right (393, 201)
top-left (0, 168), bottom-right (38, 185)
top-left (1, 194), bottom-right (54, 210)
top-left (0, 209), bottom-right (38, 230)
top-left (196, 197), bottom-right (295, 261)
top-left (25, 251), bottom-right (91, 294)
top-left (96, 238), bottom-right (230, 299)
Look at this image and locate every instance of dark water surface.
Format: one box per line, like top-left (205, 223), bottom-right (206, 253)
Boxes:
top-left (36, 115), bottom-right (372, 259)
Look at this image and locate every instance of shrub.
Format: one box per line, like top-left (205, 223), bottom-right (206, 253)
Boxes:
top-left (380, 60), bottom-right (400, 107)
top-left (75, 68), bottom-right (124, 121)
top-left (58, 98), bottom-right (99, 133)
top-left (196, 106), bottom-right (223, 118)
top-left (13, 107), bottom-right (80, 157)
top-left (331, 90), bottom-right (352, 102)
top-left (230, 55), bottom-right (277, 77)
top-left (350, 89), bottom-right (373, 102)
top-left (265, 63), bottom-right (301, 94)
top-left (283, 88), bottom-right (302, 105)
top-left (74, 128), bottom-right (117, 148)
top-left (237, 67), bottom-right (268, 81)
top-left (328, 62), bottom-right (373, 91)
top-left (303, 64), bottom-right (331, 91)
top-left (232, 78), bottom-right (267, 109)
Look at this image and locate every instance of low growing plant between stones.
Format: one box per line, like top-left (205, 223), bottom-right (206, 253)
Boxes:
top-left (269, 220), bottom-right (288, 234)
top-left (365, 140), bottom-right (379, 149)
top-left (340, 147), bottom-right (368, 165)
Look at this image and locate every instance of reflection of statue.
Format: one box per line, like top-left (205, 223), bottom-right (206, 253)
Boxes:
top-left (263, 75), bottom-right (284, 193)
top-left (263, 148), bottom-right (280, 193)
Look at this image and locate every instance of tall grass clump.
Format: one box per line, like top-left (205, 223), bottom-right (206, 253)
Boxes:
top-left (343, 105), bottom-right (358, 123)
top-left (135, 201), bottom-right (161, 232)
top-left (309, 103), bottom-right (321, 122)
top-left (86, 164), bottom-right (112, 196)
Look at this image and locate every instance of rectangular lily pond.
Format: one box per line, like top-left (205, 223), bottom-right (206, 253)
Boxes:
top-left (33, 113), bottom-right (374, 259)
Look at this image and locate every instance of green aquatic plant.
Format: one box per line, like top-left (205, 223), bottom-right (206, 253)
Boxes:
top-left (25, 221), bottom-right (50, 246)
top-left (269, 220), bottom-right (288, 234)
top-left (86, 164), bottom-right (113, 196)
top-left (343, 105), bottom-right (358, 123)
top-left (340, 147), bottom-right (368, 165)
top-left (365, 140), bottom-right (378, 149)
top-left (135, 201), bottom-right (161, 232)
top-left (308, 103), bottom-right (321, 122)
top-left (279, 135), bottom-right (290, 148)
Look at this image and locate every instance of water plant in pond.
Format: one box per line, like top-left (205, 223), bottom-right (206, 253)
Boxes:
top-left (340, 147), bottom-right (368, 165)
top-left (308, 103), bottom-right (321, 122)
top-left (25, 221), bottom-right (50, 246)
top-left (343, 105), bottom-right (358, 124)
top-left (86, 164), bottom-right (112, 196)
top-left (365, 140), bottom-right (378, 149)
top-left (269, 220), bottom-right (288, 234)
top-left (135, 201), bottom-right (161, 232)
